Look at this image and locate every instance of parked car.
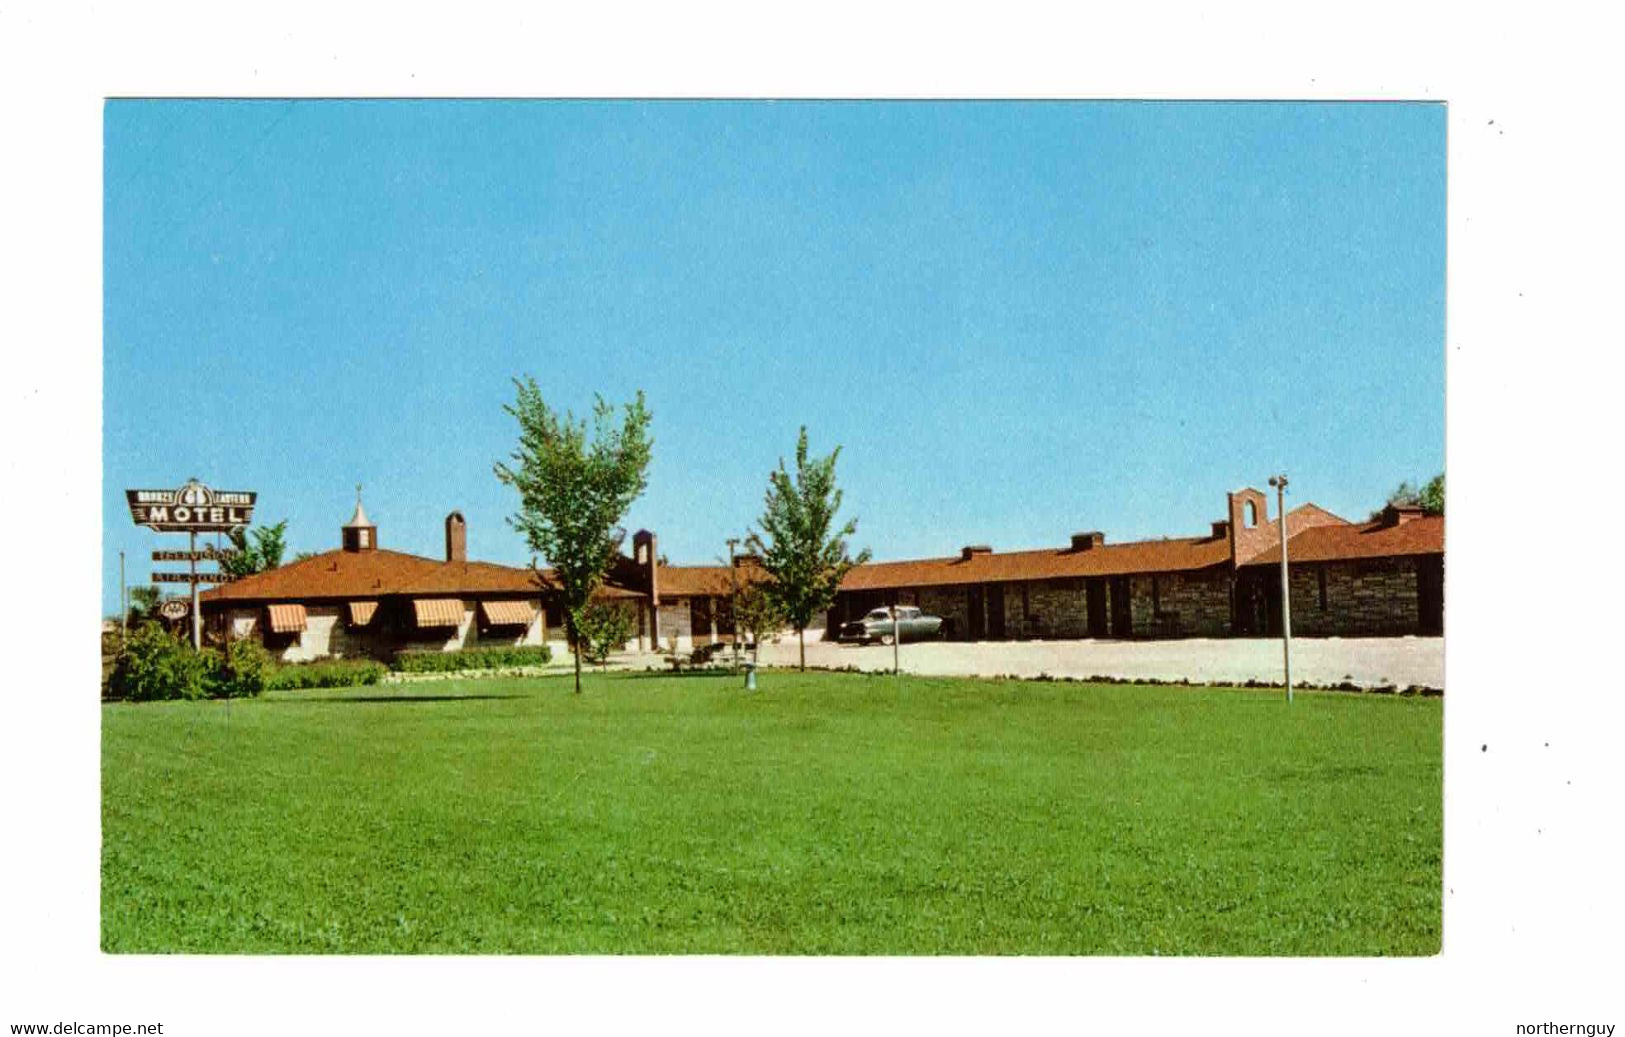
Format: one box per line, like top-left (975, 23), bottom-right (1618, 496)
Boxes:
top-left (839, 606), bottom-right (944, 645)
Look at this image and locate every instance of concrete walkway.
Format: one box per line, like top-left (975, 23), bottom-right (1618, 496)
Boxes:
top-left (754, 636), bottom-right (1443, 689)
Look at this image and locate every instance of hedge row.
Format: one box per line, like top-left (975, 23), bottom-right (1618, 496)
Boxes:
top-left (106, 624), bottom-right (271, 701)
top-left (392, 644), bottom-right (553, 673)
top-left (265, 658), bottom-right (387, 690)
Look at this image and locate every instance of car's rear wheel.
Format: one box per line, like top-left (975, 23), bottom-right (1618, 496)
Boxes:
top-left (878, 632), bottom-right (895, 646)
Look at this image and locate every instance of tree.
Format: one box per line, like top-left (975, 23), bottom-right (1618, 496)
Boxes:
top-left (748, 427), bottom-right (871, 671)
top-left (494, 378), bottom-right (653, 694)
top-left (575, 601), bottom-right (637, 669)
top-left (126, 585), bottom-right (162, 626)
top-left (1418, 472), bottom-right (1445, 516)
top-left (1371, 473), bottom-right (1445, 520)
top-left (731, 581), bottom-right (785, 657)
top-left (221, 520), bottom-right (290, 577)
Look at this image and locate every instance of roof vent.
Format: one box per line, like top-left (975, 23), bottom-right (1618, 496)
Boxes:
top-left (960, 544), bottom-right (993, 561)
top-left (1070, 531), bottom-right (1105, 551)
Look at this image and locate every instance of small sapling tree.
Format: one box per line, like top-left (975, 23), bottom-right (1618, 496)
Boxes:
top-left (494, 378), bottom-right (653, 694)
top-left (748, 427), bottom-right (871, 671)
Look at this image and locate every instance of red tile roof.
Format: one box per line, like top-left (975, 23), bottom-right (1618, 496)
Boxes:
top-left (1246, 514), bottom-right (1444, 565)
top-left (840, 535), bottom-right (1233, 592)
top-left (200, 548), bottom-right (647, 604)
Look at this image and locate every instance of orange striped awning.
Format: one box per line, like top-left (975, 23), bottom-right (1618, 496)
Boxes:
top-left (412, 598), bottom-right (464, 628)
top-left (479, 600), bottom-right (536, 627)
top-left (265, 603), bottom-right (308, 634)
top-left (347, 600), bottom-right (378, 627)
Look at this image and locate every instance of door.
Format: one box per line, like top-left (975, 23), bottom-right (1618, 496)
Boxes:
top-left (1085, 578), bottom-right (1108, 637)
top-left (986, 584), bottom-right (1006, 639)
top-left (1417, 555), bottom-right (1444, 635)
top-left (1109, 576), bottom-right (1133, 638)
top-left (965, 586), bottom-right (985, 640)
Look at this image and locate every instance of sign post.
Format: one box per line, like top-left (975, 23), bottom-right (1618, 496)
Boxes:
top-left (128, 479), bottom-right (256, 650)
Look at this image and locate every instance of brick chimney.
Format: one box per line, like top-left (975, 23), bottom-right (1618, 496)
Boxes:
top-left (1070, 531), bottom-right (1105, 551)
top-left (960, 544), bottom-right (992, 561)
top-left (445, 511), bottom-right (467, 563)
top-left (1211, 519), bottom-right (1230, 540)
top-left (1381, 503), bottom-right (1424, 527)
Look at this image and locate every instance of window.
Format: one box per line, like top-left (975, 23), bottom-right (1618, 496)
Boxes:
top-left (1318, 567), bottom-right (1329, 611)
top-left (1244, 501), bottom-right (1258, 527)
top-left (358, 528), bottom-right (370, 548)
top-left (1151, 576), bottom-right (1161, 612)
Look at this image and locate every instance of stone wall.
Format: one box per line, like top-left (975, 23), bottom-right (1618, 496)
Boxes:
top-left (1014, 580), bottom-right (1089, 639)
top-left (1287, 558), bottom-right (1422, 637)
top-left (1127, 569), bottom-right (1231, 638)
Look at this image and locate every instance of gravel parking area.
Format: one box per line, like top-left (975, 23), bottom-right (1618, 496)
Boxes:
top-left (754, 636), bottom-right (1443, 689)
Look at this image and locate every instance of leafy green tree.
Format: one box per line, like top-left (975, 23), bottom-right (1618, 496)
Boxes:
top-left (1372, 473), bottom-right (1445, 520)
top-left (126, 585), bottom-right (162, 626)
top-left (748, 427), bottom-right (871, 671)
top-left (731, 581), bottom-right (785, 657)
top-left (575, 601), bottom-right (638, 669)
top-left (1418, 473), bottom-right (1444, 516)
top-left (221, 520), bottom-right (290, 577)
top-left (494, 378), bottom-right (653, 694)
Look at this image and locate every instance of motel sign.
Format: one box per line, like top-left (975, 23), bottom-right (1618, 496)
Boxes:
top-left (126, 478), bottom-right (258, 648)
top-left (127, 480), bottom-right (256, 532)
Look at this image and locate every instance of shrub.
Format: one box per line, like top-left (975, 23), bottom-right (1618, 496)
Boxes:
top-left (391, 644), bottom-right (553, 673)
top-left (265, 658), bottom-right (388, 691)
top-left (210, 638), bottom-right (271, 698)
top-left (576, 602), bottom-right (637, 667)
top-left (107, 623), bottom-right (209, 702)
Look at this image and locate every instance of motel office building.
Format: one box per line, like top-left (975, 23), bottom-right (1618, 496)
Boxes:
top-left (203, 485), bottom-right (1442, 663)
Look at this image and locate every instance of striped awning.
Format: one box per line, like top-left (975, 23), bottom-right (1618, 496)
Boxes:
top-left (265, 603), bottom-right (308, 634)
top-left (412, 598), bottom-right (464, 628)
top-left (347, 600), bottom-right (378, 627)
top-left (479, 600), bottom-right (536, 627)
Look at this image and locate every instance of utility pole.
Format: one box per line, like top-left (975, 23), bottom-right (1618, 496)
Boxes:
top-left (119, 550), bottom-right (127, 644)
top-left (1268, 474), bottom-right (1292, 703)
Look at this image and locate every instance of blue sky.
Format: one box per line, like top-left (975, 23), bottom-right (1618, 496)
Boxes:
top-left (103, 100), bottom-right (1443, 613)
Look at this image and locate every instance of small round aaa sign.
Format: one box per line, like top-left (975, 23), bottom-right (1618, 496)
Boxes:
top-left (157, 600), bottom-right (190, 621)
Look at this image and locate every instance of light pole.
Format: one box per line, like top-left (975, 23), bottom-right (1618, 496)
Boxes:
top-left (726, 537), bottom-right (740, 673)
top-left (892, 600), bottom-right (901, 676)
top-left (1268, 474), bottom-right (1293, 703)
top-left (119, 550), bottom-right (127, 645)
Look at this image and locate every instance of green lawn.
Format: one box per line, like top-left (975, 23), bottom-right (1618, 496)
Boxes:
top-left (101, 670), bottom-right (1441, 955)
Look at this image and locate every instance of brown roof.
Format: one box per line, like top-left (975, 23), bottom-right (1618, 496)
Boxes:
top-left (1246, 514), bottom-right (1444, 565)
top-left (201, 548), bottom-right (645, 605)
top-left (202, 549), bottom-right (535, 602)
top-left (840, 535), bottom-right (1233, 592)
top-left (656, 562), bottom-right (769, 598)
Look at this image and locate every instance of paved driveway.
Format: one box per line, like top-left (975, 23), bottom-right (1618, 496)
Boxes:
top-left (755, 636), bottom-right (1443, 689)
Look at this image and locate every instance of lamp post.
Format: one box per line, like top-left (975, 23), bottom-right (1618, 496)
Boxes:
top-left (1268, 474), bottom-right (1292, 703)
top-left (892, 601), bottom-right (901, 675)
top-left (726, 536), bottom-right (740, 673)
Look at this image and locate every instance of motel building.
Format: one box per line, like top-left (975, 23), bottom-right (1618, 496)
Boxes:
top-left (198, 497), bottom-right (759, 662)
top-left (828, 486), bottom-right (1444, 642)
top-left (203, 484), bottom-right (1442, 664)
